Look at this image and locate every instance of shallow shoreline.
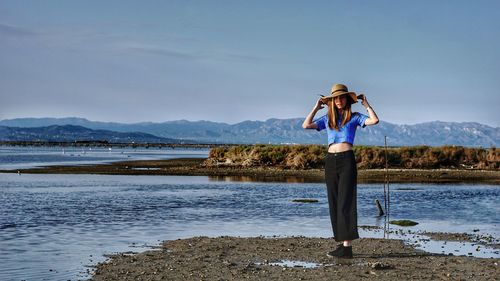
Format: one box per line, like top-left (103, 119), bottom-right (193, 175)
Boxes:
top-left (3, 158), bottom-right (499, 183)
top-left (91, 236), bottom-right (499, 281)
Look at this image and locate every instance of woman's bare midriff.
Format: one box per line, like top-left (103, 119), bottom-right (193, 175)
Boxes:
top-left (328, 142), bottom-right (353, 153)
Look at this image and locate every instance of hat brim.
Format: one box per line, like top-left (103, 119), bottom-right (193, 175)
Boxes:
top-left (320, 92), bottom-right (358, 103)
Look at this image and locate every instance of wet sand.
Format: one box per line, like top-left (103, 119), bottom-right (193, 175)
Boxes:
top-left (422, 232), bottom-right (500, 250)
top-left (91, 236), bottom-right (499, 281)
top-left (3, 158), bottom-right (500, 183)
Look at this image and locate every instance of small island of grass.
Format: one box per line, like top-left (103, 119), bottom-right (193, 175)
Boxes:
top-left (389, 220), bottom-right (419, 226)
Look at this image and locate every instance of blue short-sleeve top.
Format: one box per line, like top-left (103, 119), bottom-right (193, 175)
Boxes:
top-left (314, 112), bottom-right (368, 146)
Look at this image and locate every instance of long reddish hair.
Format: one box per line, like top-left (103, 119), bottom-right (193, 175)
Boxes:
top-left (326, 97), bottom-right (353, 131)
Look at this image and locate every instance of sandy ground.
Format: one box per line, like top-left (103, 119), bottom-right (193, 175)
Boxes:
top-left (4, 158), bottom-right (500, 183)
top-left (91, 236), bottom-right (499, 281)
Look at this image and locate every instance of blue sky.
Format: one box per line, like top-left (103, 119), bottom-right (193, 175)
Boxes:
top-left (1, 0), bottom-right (499, 126)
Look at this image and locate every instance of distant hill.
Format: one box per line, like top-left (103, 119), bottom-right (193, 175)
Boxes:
top-left (0, 117), bottom-right (498, 147)
top-left (0, 125), bottom-right (193, 144)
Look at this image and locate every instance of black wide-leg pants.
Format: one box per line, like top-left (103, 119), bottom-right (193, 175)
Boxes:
top-left (325, 150), bottom-right (359, 242)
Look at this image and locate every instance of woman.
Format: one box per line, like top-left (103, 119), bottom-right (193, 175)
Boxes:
top-left (302, 83), bottom-right (379, 258)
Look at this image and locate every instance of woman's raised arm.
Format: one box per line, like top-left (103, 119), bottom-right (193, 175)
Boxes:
top-left (360, 95), bottom-right (379, 126)
top-left (302, 98), bottom-right (324, 129)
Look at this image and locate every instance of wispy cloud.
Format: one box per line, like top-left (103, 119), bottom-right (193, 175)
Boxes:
top-left (219, 52), bottom-right (268, 63)
top-left (112, 42), bottom-right (272, 65)
top-left (116, 43), bottom-right (197, 60)
top-left (0, 23), bottom-right (198, 62)
top-left (0, 23), bottom-right (36, 37)
top-left (0, 22), bottom-right (271, 66)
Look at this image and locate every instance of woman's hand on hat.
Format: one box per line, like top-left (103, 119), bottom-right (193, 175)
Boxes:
top-left (314, 97), bottom-right (325, 111)
top-left (360, 94), bottom-right (370, 108)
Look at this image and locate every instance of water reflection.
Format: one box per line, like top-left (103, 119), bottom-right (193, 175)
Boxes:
top-left (208, 175), bottom-right (318, 183)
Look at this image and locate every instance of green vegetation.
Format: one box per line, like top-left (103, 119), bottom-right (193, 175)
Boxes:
top-left (389, 220), bottom-right (419, 226)
top-left (205, 145), bottom-right (499, 170)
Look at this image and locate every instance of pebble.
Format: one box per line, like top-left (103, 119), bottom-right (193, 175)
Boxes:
top-left (368, 262), bottom-right (393, 270)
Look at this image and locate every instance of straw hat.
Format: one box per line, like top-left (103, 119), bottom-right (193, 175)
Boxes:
top-left (320, 84), bottom-right (358, 103)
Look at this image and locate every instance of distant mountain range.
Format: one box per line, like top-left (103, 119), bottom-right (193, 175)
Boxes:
top-left (0, 117), bottom-right (498, 147)
top-left (0, 124), bottom-right (192, 144)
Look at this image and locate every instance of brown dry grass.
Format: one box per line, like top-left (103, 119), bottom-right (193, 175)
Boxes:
top-left (205, 145), bottom-right (499, 170)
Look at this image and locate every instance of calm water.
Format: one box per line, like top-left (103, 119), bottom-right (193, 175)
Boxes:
top-left (0, 145), bottom-right (209, 170)
top-left (0, 173), bottom-right (499, 281)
